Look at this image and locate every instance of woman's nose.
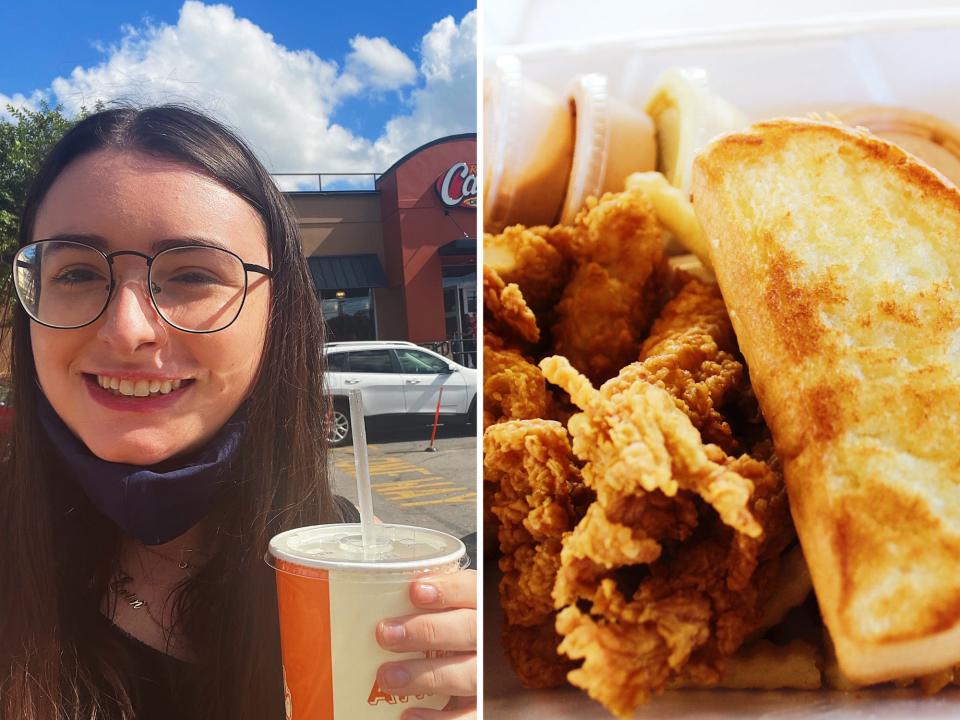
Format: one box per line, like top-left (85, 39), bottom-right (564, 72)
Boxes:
top-left (95, 279), bottom-right (167, 351)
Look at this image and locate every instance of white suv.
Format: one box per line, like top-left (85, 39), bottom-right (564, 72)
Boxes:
top-left (324, 341), bottom-right (478, 445)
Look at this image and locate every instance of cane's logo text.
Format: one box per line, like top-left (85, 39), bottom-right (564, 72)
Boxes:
top-left (435, 162), bottom-right (477, 208)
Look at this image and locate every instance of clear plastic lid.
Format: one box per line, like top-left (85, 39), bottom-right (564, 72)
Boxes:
top-left (267, 523), bottom-right (466, 573)
top-left (557, 73), bottom-right (657, 224)
top-left (484, 53), bottom-right (575, 232)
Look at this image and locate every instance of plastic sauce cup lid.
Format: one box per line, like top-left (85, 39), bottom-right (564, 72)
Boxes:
top-left (559, 73), bottom-right (658, 224)
top-left (267, 523), bottom-right (466, 573)
top-left (484, 54), bottom-right (575, 232)
top-left (558, 73), bottom-right (610, 226)
top-left (836, 105), bottom-right (960, 187)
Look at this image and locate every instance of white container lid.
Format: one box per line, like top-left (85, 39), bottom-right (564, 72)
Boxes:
top-left (267, 523), bottom-right (466, 572)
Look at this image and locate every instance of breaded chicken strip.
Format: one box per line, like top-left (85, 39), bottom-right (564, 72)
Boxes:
top-left (484, 265), bottom-right (540, 345)
top-left (485, 419), bottom-right (583, 625)
top-left (540, 358), bottom-right (793, 716)
top-left (484, 225), bottom-right (570, 309)
top-left (634, 274), bottom-right (745, 452)
top-left (542, 358), bottom-right (761, 535)
top-left (550, 189), bottom-right (667, 385)
top-left (501, 621), bottom-right (575, 690)
top-left (483, 342), bottom-right (553, 429)
top-left (484, 419), bottom-right (587, 687)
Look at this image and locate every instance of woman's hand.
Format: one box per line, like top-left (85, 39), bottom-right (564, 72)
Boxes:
top-left (376, 569), bottom-right (477, 720)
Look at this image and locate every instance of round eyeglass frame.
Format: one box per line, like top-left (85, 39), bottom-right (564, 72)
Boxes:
top-left (10, 239), bottom-right (273, 334)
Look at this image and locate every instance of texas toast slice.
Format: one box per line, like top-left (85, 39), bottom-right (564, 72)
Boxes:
top-left (691, 118), bottom-right (960, 684)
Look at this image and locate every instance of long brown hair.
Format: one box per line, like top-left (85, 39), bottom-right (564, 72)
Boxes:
top-left (0, 105), bottom-right (338, 719)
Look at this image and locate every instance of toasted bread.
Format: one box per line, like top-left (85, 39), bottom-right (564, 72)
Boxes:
top-left (691, 118), bottom-right (960, 684)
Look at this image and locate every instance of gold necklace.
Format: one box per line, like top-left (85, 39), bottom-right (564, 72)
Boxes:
top-left (111, 570), bottom-right (169, 631)
top-left (140, 544), bottom-right (206, 571)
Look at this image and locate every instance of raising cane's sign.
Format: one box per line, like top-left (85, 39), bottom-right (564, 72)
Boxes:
top-left (435, 162), bottom-right (477, 209)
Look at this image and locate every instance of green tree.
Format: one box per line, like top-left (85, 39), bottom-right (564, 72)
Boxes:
top-left (0, 101), bottom-right (103, 284)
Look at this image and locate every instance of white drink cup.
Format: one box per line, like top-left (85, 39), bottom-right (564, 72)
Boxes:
top-left (267, 523), bottom-right (467, 719)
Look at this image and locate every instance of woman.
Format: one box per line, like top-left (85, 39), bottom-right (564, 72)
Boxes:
top-left (0, 105), bottom-right (476, 719)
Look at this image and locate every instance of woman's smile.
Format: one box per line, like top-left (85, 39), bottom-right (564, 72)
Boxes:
top-left (82, 372), bottom-right (197, 412)
top-left (30, 149), bottom-right (270, 465)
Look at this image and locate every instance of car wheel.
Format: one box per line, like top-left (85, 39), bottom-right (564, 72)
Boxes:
top-left (328, 401), bottom-right (352, 446)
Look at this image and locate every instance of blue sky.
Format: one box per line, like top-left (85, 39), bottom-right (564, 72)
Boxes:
top-left (0, 1), bottom-right (477, 179)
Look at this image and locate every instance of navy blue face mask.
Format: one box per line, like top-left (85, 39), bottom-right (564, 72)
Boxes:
top-left (37, 391), bottom-right (247, 545)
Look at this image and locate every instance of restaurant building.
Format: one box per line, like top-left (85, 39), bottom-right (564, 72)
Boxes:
top-left (283, 133), bottom-right (477, 365)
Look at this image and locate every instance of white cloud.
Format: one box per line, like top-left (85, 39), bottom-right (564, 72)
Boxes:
top-left (421, 16), bottom-right (460, 83)
top-left (373, 11), bottom-right (477, 166)
top-left (10, 1), bottom-right (476, 173)
top-left (0, 90), bottom-right (46, 121)
top-left (344, 35), bottom-right (417, 92)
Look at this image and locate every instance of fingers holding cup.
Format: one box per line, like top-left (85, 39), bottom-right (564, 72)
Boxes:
top-left (378, 654), bottom-right (477, 698)
top-left (377, 607), bottom-right (477, 653)
top-left (400, 702), bottom-right (477, 720)
top-left (411, 568), bottom-right (477, 610)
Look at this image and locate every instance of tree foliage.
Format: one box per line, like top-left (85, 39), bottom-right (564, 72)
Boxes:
top-left (0, 101), bottom-right (102, 283)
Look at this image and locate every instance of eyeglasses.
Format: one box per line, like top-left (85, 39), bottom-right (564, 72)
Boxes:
top-left (10, 240), bottom-right (273, 333)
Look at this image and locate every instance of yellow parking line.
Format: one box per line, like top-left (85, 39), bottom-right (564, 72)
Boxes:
top-left (375, 483), bottom-right (456, 495)
top-left (380, 487), bottom-right (461, 501)
top-left (336, 452), bottom-right (472, 507)
top-left (335, 459), bottom-right (434, 478)
top-left (373, 478), bottom-right (448, 490)
top-left (400, 492), bottom-right (477, 507)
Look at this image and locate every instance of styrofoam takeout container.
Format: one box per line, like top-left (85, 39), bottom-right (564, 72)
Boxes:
top-left (484, 9), bottom-right (960, 720)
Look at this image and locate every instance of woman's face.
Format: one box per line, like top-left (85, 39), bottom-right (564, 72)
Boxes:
top-left (30, 150), bottom-right (271, 465)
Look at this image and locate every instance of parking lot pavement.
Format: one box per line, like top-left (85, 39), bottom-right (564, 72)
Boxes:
top-left (330, 423), bottom-right (477, 541)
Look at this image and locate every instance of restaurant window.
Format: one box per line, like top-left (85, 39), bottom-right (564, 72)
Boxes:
top-left (320, 289), bottom-right (376, 341)
top-left (442, 267), bottom-right (476, 367)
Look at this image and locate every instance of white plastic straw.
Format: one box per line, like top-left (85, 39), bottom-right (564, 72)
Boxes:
top-left (348, 390), bottom-right (376, 549)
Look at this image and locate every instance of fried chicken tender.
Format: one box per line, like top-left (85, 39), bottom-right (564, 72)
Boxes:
top-left (555, 580), bottom-right (712, 716)
top-left (484, 419), bottom-right (587, 687)
top-left (549, 189), bottom-right (667, 385)
top-left (501, 621), bottom-right (576, 689)
top-left (484, 419), bottom-right (581, 624)
top-left (634, 275), bottom-right (745, 453)
top-left (484, 225), bottom-right (570, 309)
top-left (484, 265), bottom-right (540, 345)
top-left (483, 198), bottom-right (802, 711)
top-left (542, 357), bottom-right (762, 538)
top-left (483, 342), bottom-right (553, 429)
top-left (540, 356), bottom-right (793, 717)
